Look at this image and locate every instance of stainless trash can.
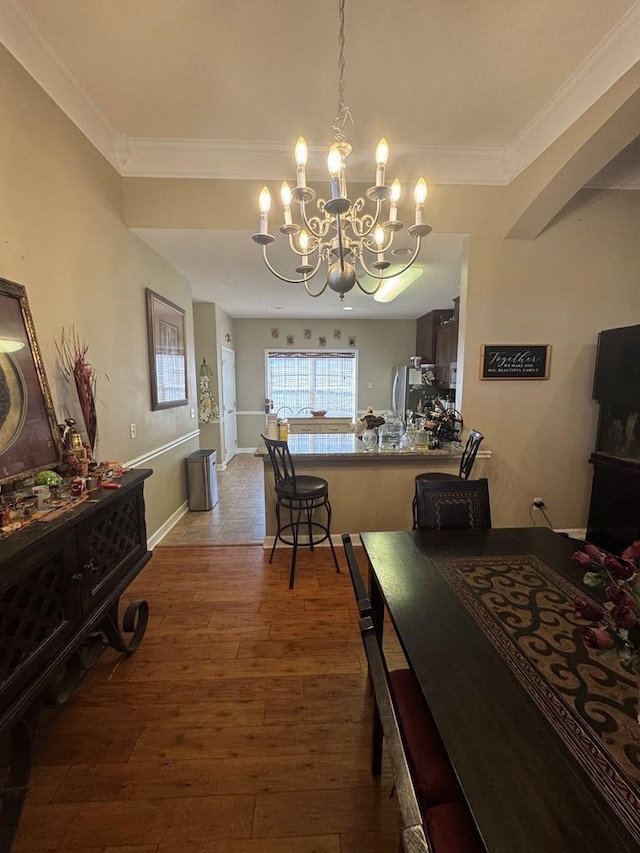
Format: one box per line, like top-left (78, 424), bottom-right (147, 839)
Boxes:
top-left (186, 449), bottom-right (218, 510)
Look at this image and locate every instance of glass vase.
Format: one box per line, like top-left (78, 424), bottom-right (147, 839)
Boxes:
top-left (362, 428), bottom-right (378, 452)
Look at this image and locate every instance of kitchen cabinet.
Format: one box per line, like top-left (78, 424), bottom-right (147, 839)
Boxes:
top-left (287, 417), bottom-right (353, 434)
top-left (0, 469), bottom-right (152, 848)
top-left (415, 309), bottom-right (453, 363)
top-left (435, 297), bottom-right (459, 389)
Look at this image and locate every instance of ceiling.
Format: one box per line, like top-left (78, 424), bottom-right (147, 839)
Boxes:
top-left (3, 0), bottom-right (640, 319)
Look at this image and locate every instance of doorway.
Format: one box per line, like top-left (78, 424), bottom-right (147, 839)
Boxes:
top-left (221, 345), bottom-right (237, 465)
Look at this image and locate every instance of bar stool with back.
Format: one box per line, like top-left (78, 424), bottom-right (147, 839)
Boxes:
top-left (261, 434), bottom-right (340, 589)
top-left (412, 429), bottom-right (484, 529)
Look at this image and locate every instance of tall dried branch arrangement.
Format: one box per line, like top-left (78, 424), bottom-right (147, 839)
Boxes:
top-left (56, 327), bottom-right (99, 452)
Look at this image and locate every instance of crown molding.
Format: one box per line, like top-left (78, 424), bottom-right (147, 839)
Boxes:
top-left (121, 138), bottom-right (509, 185)
top-left (504, 1), bottom-right (640, 180)
top-left (2, 0), bottom-right (640, 186)
top-left (0, 0), bottom-right (124, 168)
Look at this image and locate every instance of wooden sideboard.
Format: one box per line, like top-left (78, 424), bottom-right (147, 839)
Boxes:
top-left (0, 468), bottom-right (152, 851)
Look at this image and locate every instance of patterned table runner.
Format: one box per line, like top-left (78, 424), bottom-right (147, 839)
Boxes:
top-left (434, 554), bottom-right (640, 840)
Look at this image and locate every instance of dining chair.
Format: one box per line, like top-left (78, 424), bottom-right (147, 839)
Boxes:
top-left (414, 478), bottom-right (492, 531)
top-left (261, 434), bottom-right (340, 589)
top-left (412, 430), bottom-right (484, 529)
top-left (358, 613), bottom-right (485, 853)
top-left (341, 534), bottom-right (466, 807)
top-left (358, 613), bottom-right (429, 852)
top-left (341, 532), bottom-right (371, 617)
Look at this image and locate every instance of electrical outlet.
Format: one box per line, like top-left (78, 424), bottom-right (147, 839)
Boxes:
top-left (129, 423), bottom-right (137, 439)
top-left (533, 497), bottom-right (545, 508)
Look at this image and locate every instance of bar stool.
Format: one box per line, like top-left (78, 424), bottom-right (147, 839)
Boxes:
top-left (261, 434), bottom-right (340, 589)
top-left (412, 429), bottom-right (484, 529)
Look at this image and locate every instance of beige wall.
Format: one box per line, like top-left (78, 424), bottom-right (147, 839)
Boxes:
top-left (0, 44), bottom-right (199, 543)
top-left (230, 318), bottom-right (417, 448)
top-left (457, 188), bottom-right (640, 529)
top-left (193, 301), bottom-right (222, 460)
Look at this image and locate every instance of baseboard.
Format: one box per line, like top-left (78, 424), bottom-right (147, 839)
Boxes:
top-left (554, 528), bottom-right (586, 540)
top-left (148, 501), bottom-right (189, 549)
top-left (219, 448), bottom-right (260, 471)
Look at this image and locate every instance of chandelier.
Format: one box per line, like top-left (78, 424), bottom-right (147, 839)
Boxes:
top-left (252, 0), bottom-right (431, 301)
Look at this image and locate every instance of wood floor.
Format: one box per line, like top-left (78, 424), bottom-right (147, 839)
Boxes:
top-left (13, 544), bottom-right (402, 852)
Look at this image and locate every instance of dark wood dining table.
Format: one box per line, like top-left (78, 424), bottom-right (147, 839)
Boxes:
top-left (359, 527), bottom-right (640, 853)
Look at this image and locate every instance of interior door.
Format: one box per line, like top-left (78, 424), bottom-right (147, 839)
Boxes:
top-left (221, 346), bottom-right (237, 464)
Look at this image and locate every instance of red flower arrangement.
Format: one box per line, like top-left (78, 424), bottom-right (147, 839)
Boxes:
top-left (573, 541), bottom-right (640, 674)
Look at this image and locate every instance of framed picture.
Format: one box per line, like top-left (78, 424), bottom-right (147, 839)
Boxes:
top-left (319, 336), bottom-right (327, 347)
top-left (146, 288), bottom-right (188, 410)
top-left (348, 336), bottom-right (356, 347)
top-left (480, 345), bottom-right (551, 380)
top-left (333, 329), bottom-right (342, 340)
top-left (286, 335), bottom-right (295, 346)
top-left (0, 277), bottom-right (62, 483)
top-left (303, 329), bottom-right (312, 340)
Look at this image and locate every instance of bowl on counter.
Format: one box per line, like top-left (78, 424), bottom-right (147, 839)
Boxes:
top-left (310, 410), bottom-right (327, 417)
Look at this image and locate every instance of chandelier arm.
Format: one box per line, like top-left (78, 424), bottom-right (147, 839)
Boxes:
top-left (299, 201), bottom-right (331, 240)
top-left (349, 198), bottom-right (383, 239)
top-left (355, 276), bottom-right (383, 295)
top-left (362, 231), bottom-right (394, 254)
top-left (261, 245), bottom-right (323, 284)
top-left (287, 232), bottom-right (319, 256)
top-left (303, 278), bottom-right (330, 297)
top-left (357, 237), bottom-right (423, 280)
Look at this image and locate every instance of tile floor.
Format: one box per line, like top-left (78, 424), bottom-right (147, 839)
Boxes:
top-left (161, 452), bottom-right (265, 546)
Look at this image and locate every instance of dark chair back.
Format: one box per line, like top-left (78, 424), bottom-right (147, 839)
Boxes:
top-left (261, 433), bottom-right (297, 491)
top-left (415, 478), bottom-right (492, 531)
top-left (341, 533), bottom-right (371, 617)
top-left (358, 615), bottom-right (430, 852)
top-left (458, 429), bottom-right (484, 479)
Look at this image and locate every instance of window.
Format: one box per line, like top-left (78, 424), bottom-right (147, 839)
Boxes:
top-left (266, 350), bottom-right (357, 416)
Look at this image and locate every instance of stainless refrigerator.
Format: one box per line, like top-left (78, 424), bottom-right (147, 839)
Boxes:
top-left (391, 364), bottom-right (437, 418)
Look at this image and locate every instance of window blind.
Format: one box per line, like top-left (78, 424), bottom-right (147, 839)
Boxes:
top-left (267, 350), bottom-right (357, 416)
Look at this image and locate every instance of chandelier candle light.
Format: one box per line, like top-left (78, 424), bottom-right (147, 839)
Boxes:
top-left (252, 0), bottom-right (431, 301)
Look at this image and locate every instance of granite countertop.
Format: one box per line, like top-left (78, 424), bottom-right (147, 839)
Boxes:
top-left (255, 433), bottom-right (463, 460)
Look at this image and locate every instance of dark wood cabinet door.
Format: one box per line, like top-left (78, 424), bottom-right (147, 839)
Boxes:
top-left (416, 309), bottom-right (453, 363)
top-left (77, 483), bottom-right (148, 612)
top-left (0, 531), bottom-right (78, 709)
top-left (435, 319), bottom-right (458, 387)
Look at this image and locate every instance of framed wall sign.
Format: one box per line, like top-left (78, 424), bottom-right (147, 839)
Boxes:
top-left (0, 277), bottom-right (62, 482)
top-left (480, 345), bottom-right (551, 380)
top-left (146, 288), bottom-right (188, 410)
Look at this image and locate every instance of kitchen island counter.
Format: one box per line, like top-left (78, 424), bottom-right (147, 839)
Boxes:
top-left (256, 434), bottom-right (491, 543)
top-left (256, 433), bottom-right (465, 461)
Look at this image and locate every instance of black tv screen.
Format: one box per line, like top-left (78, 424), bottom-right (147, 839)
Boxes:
top-left (593, 324), bottom-right (640, 403)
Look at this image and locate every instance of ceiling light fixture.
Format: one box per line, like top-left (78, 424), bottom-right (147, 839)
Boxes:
top-left (252, 0), bottom-right (431, 301)
top-left (373, 266), bottom-right (424, 303)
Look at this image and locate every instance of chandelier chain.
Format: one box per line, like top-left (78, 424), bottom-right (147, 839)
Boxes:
top-left (332, 0), bottom-right (352, 142)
